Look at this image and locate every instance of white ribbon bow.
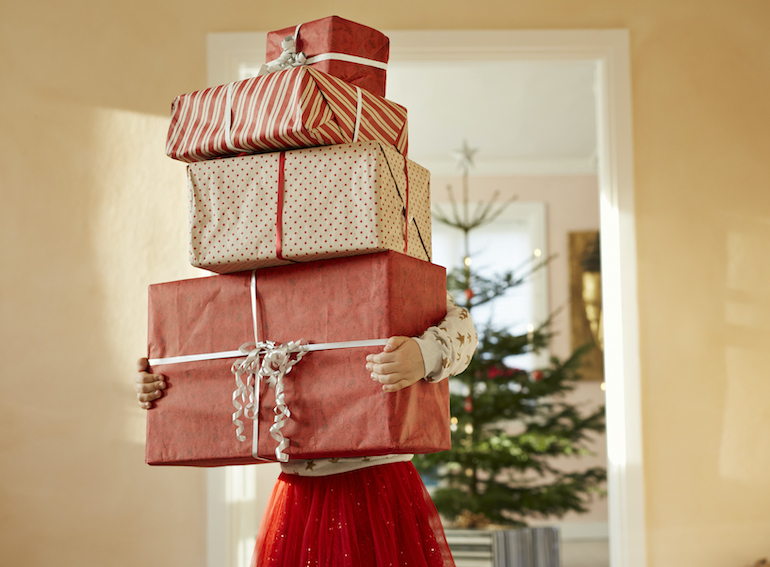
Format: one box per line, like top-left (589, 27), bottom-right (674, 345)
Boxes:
top-left (231, 339), bottom-right (309, 462)
top-left (258, 35), bottom-right (308, 75)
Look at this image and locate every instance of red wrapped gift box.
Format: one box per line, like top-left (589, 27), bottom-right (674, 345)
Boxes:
top-left (265, 15), bottom-right (389, 97)
top-left (187, 140), bottom-right (432, 274)
top-left (166, 66), bottom-right (407, 164)
top-left (145, 251), bottom-right (449, 467)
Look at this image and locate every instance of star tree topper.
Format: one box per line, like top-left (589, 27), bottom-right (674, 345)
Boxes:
top-left (434, 140), bottom-right (514, 232)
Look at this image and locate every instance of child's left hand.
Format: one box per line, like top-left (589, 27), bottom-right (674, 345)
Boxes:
top-left (366, 336), bottom-right (425, 393)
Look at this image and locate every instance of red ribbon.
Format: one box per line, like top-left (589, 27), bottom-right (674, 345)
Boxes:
top-left (403, 158), bottom-right (409, 254)
top-left (276, 151), bottom-right (286, 261)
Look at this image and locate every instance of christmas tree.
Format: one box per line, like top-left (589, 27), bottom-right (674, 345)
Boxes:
top-left (414, 142), bottom-right (607, 528)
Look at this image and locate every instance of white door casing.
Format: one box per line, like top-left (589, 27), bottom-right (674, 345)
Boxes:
top-left (206, 28), bottom-right (646, 567)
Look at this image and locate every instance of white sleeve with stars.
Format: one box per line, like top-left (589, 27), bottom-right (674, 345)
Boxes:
top-left (414, 291), bottom-right (478, 383)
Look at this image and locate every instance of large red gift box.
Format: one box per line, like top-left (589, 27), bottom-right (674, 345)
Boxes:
top-left (145, 251), bottom-right (449, 466)
top-left (187, 140), bottom-right (432, 274)
top-left (265, 16), bottom-right (389, 97)
top-left (165, 66), bottom-right (407, 163)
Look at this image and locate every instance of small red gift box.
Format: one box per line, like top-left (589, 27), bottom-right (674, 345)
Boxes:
top-left (187, 140), bottom-right (432, 274)
top-left (166, 66), bottom-right (407, 163)
top-left (145, 251), bottom-right (449, 467)
top-left (265, 15), bottom-right (389, 97)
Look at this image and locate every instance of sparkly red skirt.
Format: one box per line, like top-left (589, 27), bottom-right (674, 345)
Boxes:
top-left (251, 461), bottom-right (455, 567)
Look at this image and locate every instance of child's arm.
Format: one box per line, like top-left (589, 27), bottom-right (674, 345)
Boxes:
top-left (366, 292), bottom-right (478, 392)
top-left (365, 336), bottom-right (424, 392)
top-left (134, 357), bottom-right (166, 409)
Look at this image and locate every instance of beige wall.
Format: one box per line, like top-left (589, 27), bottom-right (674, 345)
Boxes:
top-left (2, 1), bottom-right (769, 566)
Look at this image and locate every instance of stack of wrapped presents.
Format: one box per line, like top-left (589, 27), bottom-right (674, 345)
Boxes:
top-left (145, 16), bottom-right (450, 467)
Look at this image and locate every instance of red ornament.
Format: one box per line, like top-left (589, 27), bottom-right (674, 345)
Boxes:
top-left (464, 288), bottom-right (475, 300)
top-left (464, 396), bottom-right (473, 412)
top-left (531, 370), bottom-right (544, 382)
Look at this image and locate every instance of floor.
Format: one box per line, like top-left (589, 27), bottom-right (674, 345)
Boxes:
top-left (445, 529), bottom-right (609, 567)
top-left (561, 540), bottom-right (610, 567)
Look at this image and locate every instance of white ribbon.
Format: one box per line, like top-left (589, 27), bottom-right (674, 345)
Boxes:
top-left (304, 52), bottom-right (388, 70)
top-left (147, 271), bottom-right (388, 462)
top-left (353, 86), bottom-right (362, 143)
top-left (258, 26), bottom-right (387, 77)
top-left (223, 81), bottom-right (236, 152)
top-left (148, 338), bottom-right (390, 366)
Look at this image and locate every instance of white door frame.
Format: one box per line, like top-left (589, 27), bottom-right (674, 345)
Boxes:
top-left (206, 28), bottom-right (646, 567)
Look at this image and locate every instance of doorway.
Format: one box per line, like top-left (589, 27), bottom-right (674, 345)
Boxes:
top-left (205, 28), bottom-right (645, 567)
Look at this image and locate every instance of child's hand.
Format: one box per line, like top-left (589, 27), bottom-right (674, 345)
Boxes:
top-left (366, 337), bottom-right (425, 393)
top-left (134, 357), bottom-right (166, 409)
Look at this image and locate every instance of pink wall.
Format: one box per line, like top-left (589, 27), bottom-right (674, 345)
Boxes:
top-left (432, 174), bottom-right (600, 361)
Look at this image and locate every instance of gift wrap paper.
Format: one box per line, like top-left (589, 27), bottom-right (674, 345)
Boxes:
top-left (166, 66), bottom-right (407, 163)
top-left (188, 140), bottom-right (431, 274)
top-left (265, 15), bottom-right (389, 97)
top-left (145, 251), bottom-right (449, 466)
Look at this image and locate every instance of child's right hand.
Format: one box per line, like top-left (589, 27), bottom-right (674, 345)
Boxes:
top-left (134, 357), bottom-right (166, 409)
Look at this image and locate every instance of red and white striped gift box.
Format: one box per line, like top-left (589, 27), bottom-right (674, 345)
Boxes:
top-left (166, 66), bottom-right (408, 163)
top-left (186, 140), bottom-right (431, 274)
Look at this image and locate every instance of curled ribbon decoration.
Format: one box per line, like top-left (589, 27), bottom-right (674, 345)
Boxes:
top-left (231, 339), bottom-right (309, 462)
top-left (258, 35), bottom-right (308, 75)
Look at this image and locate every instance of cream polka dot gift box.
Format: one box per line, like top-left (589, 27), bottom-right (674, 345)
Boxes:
top-left (187, 140), bottom-right (431, 274)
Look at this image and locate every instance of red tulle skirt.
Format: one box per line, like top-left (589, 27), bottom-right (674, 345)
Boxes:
top-left (251, 461), bottom-right (455, 567)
